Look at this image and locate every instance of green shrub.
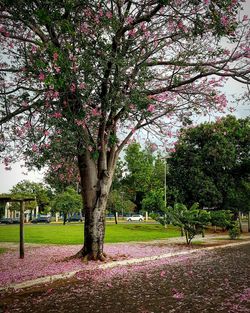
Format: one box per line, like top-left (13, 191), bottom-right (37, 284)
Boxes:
top-left (228, 222), bottom-right (241, 240)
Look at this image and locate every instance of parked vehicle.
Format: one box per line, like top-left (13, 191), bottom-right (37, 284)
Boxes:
top-left (0, 217), bottom-right (13, 224)
top-left (67, 216), bottom-right (83, 222)
top-left (31, 216), bottom-right (51, 224)
top-left (12, 218), bottom-right (20, 224)
top-left (127, 214), bottom-right (144, 222)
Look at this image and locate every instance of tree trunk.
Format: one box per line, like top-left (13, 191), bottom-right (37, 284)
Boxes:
top-left (76, 151), bottom-right (115, 260)
top-left (63, 214), bottom-right (67, 225)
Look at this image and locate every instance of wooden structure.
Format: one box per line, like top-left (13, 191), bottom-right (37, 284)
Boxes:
top-left (0, 195), bottom-right (35, 259)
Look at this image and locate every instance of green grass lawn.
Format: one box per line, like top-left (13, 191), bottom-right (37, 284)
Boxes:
top-left (0, 223), bottom-right (180, 244)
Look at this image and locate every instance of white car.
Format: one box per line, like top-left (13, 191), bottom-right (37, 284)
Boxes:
top-left (127, 214), bottom-right (144, 222)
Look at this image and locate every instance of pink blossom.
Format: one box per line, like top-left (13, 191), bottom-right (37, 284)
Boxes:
top-left (31, 45), bottom-right (37, 53)
top-left (70, 83), bottom-right (76, 93)
top-left (169, 148), bottom-right (176, 153)
top-left (106, 11), bottom-right (112, 19)
top-left (51, 112), bottom-right (62, 118)
top-left (21, 101), bottom-right (29, 107)
top-left (126, 16), bottom-right (134, 25)
top-left (52, 91), bottom-right (60, 99)
top-left (128, 29), bottom-right (137, 37)
top-left (24, 121), bottom-right (32, 129)
top-left (91, 108), bottom-right (100, 116)
top-left (54, 66), bottom-right (61, 73)
top-left (243, 15), bottom-right (248, 22)
top-left (79, 82), bottom-right (86, 89)
top-left (98, 9), bottom-right (103, 17)
top-left (32, 144), bottom-right (38, 152)
top-left (221, 16), bottom-right (229, 27)
top-left (75, 119), bottom-right (86, 128)
top-left (147, 104), bottom-right (155, 112)
top-left (80, 22), bottom-right (89, 34)
top-left (38, 72), bottom-right (45, 81)
top-left (160, 271), bottom-right (166, 277)
top-left (172, 288), bottom-right (184, 300)
top-left (53, 52), bottom-right (59, 61)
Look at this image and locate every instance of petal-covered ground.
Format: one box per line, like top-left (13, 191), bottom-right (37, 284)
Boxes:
top-left (0, 242), bottom-right (193, 287)
top-left (0, 243), bottom-right (250, 313)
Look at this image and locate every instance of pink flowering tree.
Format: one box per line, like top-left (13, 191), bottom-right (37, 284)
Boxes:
top-left (0, 1), bottom-right (249, 260)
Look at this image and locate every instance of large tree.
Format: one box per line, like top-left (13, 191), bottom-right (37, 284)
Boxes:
top-left (0, 1), bottom-right (249, 260)
top-left (168, 115), bottom-right (250, 214)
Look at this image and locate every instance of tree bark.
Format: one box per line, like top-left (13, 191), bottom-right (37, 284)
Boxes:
top-left (76, 151), bottom-right (115, 260)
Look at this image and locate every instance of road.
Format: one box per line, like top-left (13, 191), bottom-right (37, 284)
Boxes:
top-left (0, 243), bottom-right (250, 313)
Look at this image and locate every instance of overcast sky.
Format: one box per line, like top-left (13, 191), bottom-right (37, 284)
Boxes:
top-left (0, 3), bottom-right (249, 193)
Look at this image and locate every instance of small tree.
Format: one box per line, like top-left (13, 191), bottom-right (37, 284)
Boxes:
top-left (107, 189), bottom-right (135, 223)
top-left (166, 203), bottom-right (211, 245)
top-left (51, 187), bottom-right (82, 225)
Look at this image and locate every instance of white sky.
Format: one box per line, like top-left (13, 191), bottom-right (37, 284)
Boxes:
top-left (0, 3), bottom-right (249, 193)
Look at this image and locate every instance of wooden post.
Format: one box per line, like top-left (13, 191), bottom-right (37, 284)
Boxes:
top-left (20, 201), bottom-right (24, 259)
top-left (239, 211), bottom-right (243, 233)
top-left (248, 211), bottom-right (250, 233)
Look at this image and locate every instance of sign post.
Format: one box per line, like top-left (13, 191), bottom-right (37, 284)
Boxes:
top-left (19, 200), bottom-right (24, 259)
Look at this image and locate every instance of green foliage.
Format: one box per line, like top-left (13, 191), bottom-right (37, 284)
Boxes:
top-left (210, 210), bottom-right (232, 229)
top-left (10, 180), bottom-right (51, 213)
top-left (122, 143), bottom-right (165, 211)
top-left (51, 187), bottom-right (82, 218)
top-left (142, 189), bottom-right (165, 212)
top-left (166, 203), bottom-right (210, 245)
top-left (168, 116), bottom-right (250, 212)
top-left (228, 222), bottom-right (241, 240)
top-left (107, 190), bottom-right (135, 214)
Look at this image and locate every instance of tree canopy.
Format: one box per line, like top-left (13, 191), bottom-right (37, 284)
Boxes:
top-left (0, 1), bottom-right (249, 260)
top-left (168, 115), bottom-right (250, 213)
top-left (9, 180), bottom-right (51, 212)
top-left (51, 187), bottom-right (82, 224)
top-left (121, 142), bottom-right (165, 211)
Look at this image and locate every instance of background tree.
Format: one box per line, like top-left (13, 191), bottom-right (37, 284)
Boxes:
top-left (168, 116), bottom-right (250, 217)
top-left (51, 187), bottom-right (82, 225)
top-left (0, 1), bottom-right (249, 260)
top-left (107, 189), bottom-right (135, 223)
top-left (10, 180), bottom-right (51, 216)
top-left (142, 189), bottom-right (165, 213)
top-left (122, 142), bottom-right (165, 211)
